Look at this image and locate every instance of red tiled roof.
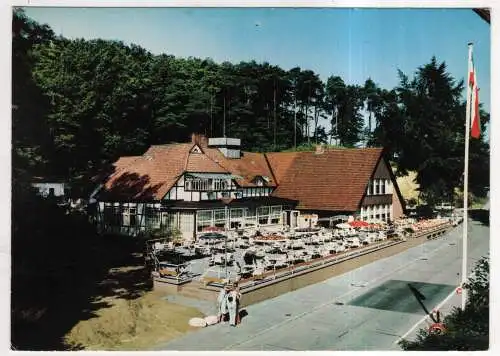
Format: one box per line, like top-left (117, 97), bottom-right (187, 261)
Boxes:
top-left (113, 156), bottom-right (141, 171)
top-left (186, 151), bottom-right (229, 173)
top-left (202, 147), bottom-right (276, 187)
top-left (101, 143), bottom-right (192, 200)
top-left (99, 137), bottom-right (382, 206)
top-left (100, 139), bottom-right (276, 200)
top-left (266, 148), bottom-right (384, 212)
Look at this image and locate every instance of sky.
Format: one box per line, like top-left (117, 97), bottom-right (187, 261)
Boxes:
top-left (22, 7), bottom-right (491, 114)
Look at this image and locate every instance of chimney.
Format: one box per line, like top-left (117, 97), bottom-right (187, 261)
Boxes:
top-left (191, 133), bottom-right (208, 147)
top-left (315, 144), bottom-right (325, 154)
top-left (208, 137), bottom-right (241, 158)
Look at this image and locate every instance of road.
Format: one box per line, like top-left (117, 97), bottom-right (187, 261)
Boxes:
top-left (155, 218), bottom-right (489, 351)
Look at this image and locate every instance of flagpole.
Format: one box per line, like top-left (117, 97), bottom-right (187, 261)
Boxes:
top-left (461, 42), bottom-right (473, 310)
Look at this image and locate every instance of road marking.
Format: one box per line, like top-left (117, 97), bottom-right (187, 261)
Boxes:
top-left (224, 234), bottom-right (459, 350)
top-left (394, 288), bottom-right (457, 344)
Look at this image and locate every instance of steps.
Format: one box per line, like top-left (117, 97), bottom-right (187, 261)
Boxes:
top-left (178, 281), bottom-right (218, 301)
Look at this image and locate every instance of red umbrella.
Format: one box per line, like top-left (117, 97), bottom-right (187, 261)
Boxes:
top-left (349, 220), bottom-right (370, 228)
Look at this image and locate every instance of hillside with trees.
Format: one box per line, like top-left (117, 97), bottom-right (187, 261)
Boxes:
top-left (12, 9), bottom-right (489, 203)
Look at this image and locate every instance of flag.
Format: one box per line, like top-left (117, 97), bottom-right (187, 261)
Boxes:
top-left (468, 53), bottom-right (481, 139)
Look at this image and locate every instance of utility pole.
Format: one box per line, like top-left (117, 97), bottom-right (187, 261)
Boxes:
top-left (224, 204), bottom-right (228, 279)
top-left (273, 78), bottom-right (277, 149)
top-left (294, 95), bottom-right (297, 149)
top-left (210, 88), bottom-right (213, 137)
top-left (223, 93), bottom-right (226, 138)
top-left (307, 82), bottom-right (311, 145)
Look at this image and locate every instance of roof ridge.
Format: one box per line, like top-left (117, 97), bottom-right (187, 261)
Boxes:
top-left (203, 148), bottom-right (231, 173)
top-left (264, 153), bottom-right (279, 187)
top-left (183, 143), bottom-right (197, 171)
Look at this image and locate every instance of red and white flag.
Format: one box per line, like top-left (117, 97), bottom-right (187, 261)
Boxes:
top-left (468, 52), bottom-right (481, 139)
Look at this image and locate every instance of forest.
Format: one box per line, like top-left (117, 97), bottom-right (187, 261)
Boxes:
top-left (12, 8), bottom-right (489, 204)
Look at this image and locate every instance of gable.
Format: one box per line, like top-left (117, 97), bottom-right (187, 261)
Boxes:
top-left (372, 157), bottom-right (392, 179)
top-left (190, 145), bottom-right (203, 154)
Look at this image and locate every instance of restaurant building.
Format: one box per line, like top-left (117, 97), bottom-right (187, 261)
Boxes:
top-left (93, 134), bottom-right (405, 240)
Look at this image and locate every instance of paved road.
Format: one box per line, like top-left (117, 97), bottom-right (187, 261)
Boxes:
top-left (155, 219), bottom-right (489, 351)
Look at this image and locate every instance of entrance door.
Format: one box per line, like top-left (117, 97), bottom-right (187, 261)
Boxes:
top-left (179, 211), bottom-right (195, 241)
top-left (282, 211), bottom-right (288, 226)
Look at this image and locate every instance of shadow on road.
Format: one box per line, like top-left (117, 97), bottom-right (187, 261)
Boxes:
top-left (348, 280), bottom-right (455, 315)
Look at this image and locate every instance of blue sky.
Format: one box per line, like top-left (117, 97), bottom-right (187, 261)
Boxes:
top-left (23, 7), bottom-right (491, 114)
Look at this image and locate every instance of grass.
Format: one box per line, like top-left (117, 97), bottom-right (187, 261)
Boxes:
top-left (64, 290), bottom-right (203, 351)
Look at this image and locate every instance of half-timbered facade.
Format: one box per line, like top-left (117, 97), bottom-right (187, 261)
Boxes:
top-left (93, 135), bottom-right (405, 240)
top-left (94, 134), bottom-right (296, 239)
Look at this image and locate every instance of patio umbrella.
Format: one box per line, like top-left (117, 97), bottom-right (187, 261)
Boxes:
top-left (202, 226), bottom-right (225, 232)
top-left (199, 232), bottom-right (226, 240)
top-left (349, 220), bottom-right (370, 228)
top-left (336, 223), bottom-right (351, 229)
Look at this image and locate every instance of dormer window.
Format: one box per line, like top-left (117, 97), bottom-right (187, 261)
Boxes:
top-left (190, 145), bottom-right (202, 154)
top-left (185, 174), bottom-right (230, 191)
top-left (253, 176), bottom-right (266, 186)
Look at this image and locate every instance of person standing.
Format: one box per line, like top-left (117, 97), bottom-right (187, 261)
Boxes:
top-left (227, 282), bottom-right (242, 326)
top-left (217, 284), bottom-right (230, 323)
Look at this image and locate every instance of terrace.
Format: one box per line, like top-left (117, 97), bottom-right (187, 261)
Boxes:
top-left (148, 217), bottom-right (453, 302)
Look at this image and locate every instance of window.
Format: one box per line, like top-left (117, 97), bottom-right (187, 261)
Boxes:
top-left (368, 180), bottom-right (374, 195)
top-left (374, 179), bottom-right (379, 195)
top-left (197, 210), bottom-right (213, 232)
top-left (213, 209), bottom-right (227, 229)
top-left (245, 208), bottom-right (257, 227)
top-left (214, 179), bottom-right (228, 191)
top-left (380, 179), bottom-right (386, 194)
top-left (190, 145), bottom-right (202, 153)
top-left (145, 206), bottom-right (160, 229)
top-left (257, 206), bottom-right (270, 216)
top-left (161, 213), bottom-right (175, 230)
top-left (257, 206), bottom-right (270, 225)
top-left (230, 208), bottom-right (244, 219)
top-left (270, 206), bottom-right (282, 224)
top-left (122, 207), bottom-right (137, 226)
top-left (386, 180), bottom-right (392, 194)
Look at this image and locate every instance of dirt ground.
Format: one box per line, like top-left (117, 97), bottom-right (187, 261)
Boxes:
top-left (64, 279), bottom-right (203, 351)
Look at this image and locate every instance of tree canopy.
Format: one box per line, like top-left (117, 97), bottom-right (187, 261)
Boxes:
top-left (12, 9), bottom-right (490, 201)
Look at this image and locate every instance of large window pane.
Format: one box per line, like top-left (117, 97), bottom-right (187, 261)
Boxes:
top-left (257, 206), bottom-right (270, 216)
top-left (214, 209), bottom-right (226, 221)
top-left (230, 208), bottom-right (244, 219)
top-left (270, 206), bottom-right (282, 216)
top-left (197, 210), bottom-right (213, 222)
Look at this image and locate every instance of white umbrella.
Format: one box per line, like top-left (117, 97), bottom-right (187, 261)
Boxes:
top-left (366, 219), bottom-right (387, 225)
top-left (336, 223), bottom-right (351, 229)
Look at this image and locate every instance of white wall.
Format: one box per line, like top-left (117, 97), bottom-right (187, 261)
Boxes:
top-left (32, 183), bottom-right (67, 197)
